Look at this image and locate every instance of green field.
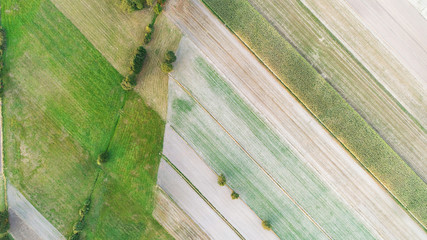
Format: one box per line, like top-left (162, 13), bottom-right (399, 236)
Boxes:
top-left (201, 0), bottom-right (427, 224)
top-left (169, 42), bottom-right (376, 239)
top-left (83, 92), bottom-right (171, 239)
top-left (1, 0), bottom-right (171, 238)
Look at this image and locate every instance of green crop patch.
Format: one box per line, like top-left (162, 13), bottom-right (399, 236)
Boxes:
top-left (82, 92), bottom-right (171, 239)
top-left (201, 0), bottom-right (427, 225)
top-left (0, 0), bottom-right (125, 233)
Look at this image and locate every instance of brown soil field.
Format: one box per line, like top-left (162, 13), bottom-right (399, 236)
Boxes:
top-left (153, 187), bottom-right (211, 240)
top-left (164, 0), bottom-right (427, 238)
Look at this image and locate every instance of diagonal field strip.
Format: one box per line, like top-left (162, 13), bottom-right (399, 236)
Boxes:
top-left (170, 76), bottom-right (333, 240)
top-left (161, 155), bottom-right (245, 240)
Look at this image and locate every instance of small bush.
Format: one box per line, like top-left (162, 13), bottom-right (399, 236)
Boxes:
top-left (165, 51), bottom-right (176, 63)
top-left (118, 0), bottom-right (144, 12)
top-left (121, 74), bottom-right (137, 91)
top-left (97, 151), bottom-right (109, 165)
top-left (217, 174), bottom-right (226, 186)
top-left (161, 62), bottom-right (173, 73)
top-left (231, 191), bottom-right (239, 199)
top-left (143, 32), bottom-right (152, 45)
top-left (68, 232), bottom-right (79, 240)
top-left (73, 219), bottom-right (85, 233)
top-left (0, 210), bottom-right (9, 233)
top-left (157, 0), bottom-right (166, 4)
top-left (154, 3), bottom-right (163, 15)
top-left (145, 25), bottom-right (153, 33)
top-left (262, 220), bottom-right (271, 230)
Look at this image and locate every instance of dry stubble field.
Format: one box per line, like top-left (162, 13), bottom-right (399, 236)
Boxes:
top-left (164, 0), bottom-right (426, 238)
top-left (247, 0), bottom-right (427, 180)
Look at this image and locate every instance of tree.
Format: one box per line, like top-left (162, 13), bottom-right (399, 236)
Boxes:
top-left (154, 3), bottom-right (163, 15)
top-left (231, 191), bottom-right (239, 199)
top-left (161, 62), bottom-right (173, 73)
top-left (121, 74), bottom-right (137, 90)
top-left (217, 174), bottom-right (226, 186)
top-left (262, 220), bottom-right (272, 230)
top-left (130, 46), bottom-right (147, 73)
top-left (165, 51), bottom-right (176, 63)
top-left (97, 151), bottom-right (109, 165)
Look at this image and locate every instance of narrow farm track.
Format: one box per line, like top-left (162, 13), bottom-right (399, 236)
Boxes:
top-left (247, 0), bottom-right (427, 180)
top-left (170, 77), bottom-right (332, 240)
top-left (165, 0), bottom-right (427, 238)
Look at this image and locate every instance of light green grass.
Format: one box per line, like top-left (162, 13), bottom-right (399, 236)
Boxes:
top-left (170, 42), bottom-right (375, 238)
top-left (169, 79), bottom-right (327, 239)
top-left (83, 92), bottom-right (171, 239)
top-left (0, 0), bottom-right (129, 234)
top-left (201, 0), bottom-right (427, 224)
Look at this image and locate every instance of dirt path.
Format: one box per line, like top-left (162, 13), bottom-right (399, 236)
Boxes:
top-left (8, 185), bottom-right (65, 240)
top-left (165, 0), bottom-right (426, 238)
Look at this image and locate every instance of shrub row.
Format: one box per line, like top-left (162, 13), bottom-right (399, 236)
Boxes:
top-left (202, 0), bottom-right (427, 224)
top-left (118, 0), bottom-right (152, 12)
top-left (68, 199), bottom-right (91, 240)
top-left (122, 46), bottom-right (146, 90)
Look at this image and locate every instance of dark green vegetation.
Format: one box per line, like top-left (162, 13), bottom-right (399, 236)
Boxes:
top-left (201, 0), bottom-right (427, 224)
top-left (0, 210), bottom-right (9, 234)
top-left (118, 0), bottom-right (153, 12)
top-left (1, 0), bottom-right (171, 238)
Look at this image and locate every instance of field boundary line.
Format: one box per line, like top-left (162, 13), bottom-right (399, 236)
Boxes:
top-left (0, 100), bottom-right (6, 211)
top-left (190, 0), bottom-right (426, 230)
top-left (161, 155), bottom-right (245, 240)
top-left (170, 76), bottom-right (333, 239)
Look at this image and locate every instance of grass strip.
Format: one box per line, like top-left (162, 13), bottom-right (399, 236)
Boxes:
top-left (201, 0), bottom-right (427, 226)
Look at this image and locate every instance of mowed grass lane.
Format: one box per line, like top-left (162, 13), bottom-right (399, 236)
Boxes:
top-left (83, 92), bottom-right (171, 239)
top-left (1, 0), bottom-right (125, 233)
top-left (201, 0), bottom-right (427, 224)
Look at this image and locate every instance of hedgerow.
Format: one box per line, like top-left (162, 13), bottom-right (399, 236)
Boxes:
top-left (201, 0), bottom-right (427, 224)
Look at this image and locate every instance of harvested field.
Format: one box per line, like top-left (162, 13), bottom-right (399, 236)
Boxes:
top-left (162, 124), bottom-right (280, 240)
top-left (8, 185), bottom-right (65, 240)
top-left (170, 39), bottom-right (376, 239)
top-left (164, 0), bottom-right (427, 237)
top-left (247, 0), bottom-right (427, 180)
top-left (153, 187), bottom-right (210, 240)
top-left (184, 0), bottom-right (427, 224)
top-left (300, 0), bottom-right (426, 128)
top-left (157, 159), bottom-right (241, 240)
top-left (343, 0), bottom-right (427, 82)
